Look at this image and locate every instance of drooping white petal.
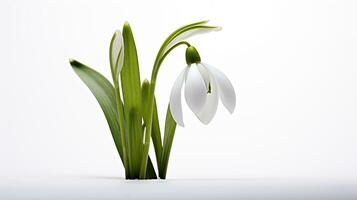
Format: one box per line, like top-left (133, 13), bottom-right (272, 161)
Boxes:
top-left (169, 67), bottom-right (188, 126)
top-left (203, 63), bottom-right (236, 113)
top-left (164, 26), bottom-right (221, 54)
top-left (196, 63), bottom-right (210, 88)
top-left (196, 64), bottom-right (219, 124)
top-left (111, 30), bottom-right (124, 75)
top-left (184, 64), bottom-right (207, 117)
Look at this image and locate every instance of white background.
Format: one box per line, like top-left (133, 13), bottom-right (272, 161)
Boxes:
top-left (1, 0), bottom-right (357, 183)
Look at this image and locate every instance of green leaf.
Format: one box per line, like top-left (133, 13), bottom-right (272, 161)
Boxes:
top-left (159, 105), bottom-right (177, 179)
top-left (146, 156), bottom-right (157, 179)
top-left (121, 22), bottom-right (144, 177)
top-left (151, 99), bottom-right (163, 168)
top-left (156, 21), bottom-right (220, 58)
top-left (163, 25), bottom-right (221, 54)
top-left (141, 80), bottom-right (150, 123)
top-left (127, 108), bottom-right (143, 178)
top-left (142, 80), bottom-right (163, 170)
top-left (70, 59), bottom-right (157, 179)
top-left (158, 20), bottom-right (208, 56)
top-left (121, 22), bottom-right (142, 112)
top-left (69, 59), bottom-right (124, 163)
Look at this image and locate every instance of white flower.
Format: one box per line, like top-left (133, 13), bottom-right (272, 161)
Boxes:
top-left (169, 62), bottom-right (236, 126)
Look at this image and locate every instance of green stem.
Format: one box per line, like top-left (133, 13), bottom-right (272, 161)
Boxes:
top-left (109, 34), bottom-right (129, 178)
top-left (139, 41), bottom-right (190, 178)
top-left (113, 79), bottom-right (129, 178)
top-left (153, 41), bottom-right (191, 76)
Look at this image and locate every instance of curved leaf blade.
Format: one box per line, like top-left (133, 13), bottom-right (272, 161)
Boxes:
top-left (146, 157), bottom-right (157, 179)
top-left (158, 20), bottom-right (208, 56)
top-left (159, 105), bottom-right (177, 179)
top-left (121, 23), bottom-right (144, 177)
top-left (70, 59), bottom-right (157, 178)
top-left (69, 59), bottom-right (124, 162)
top-left (164, 25), bottom-right (221, 53)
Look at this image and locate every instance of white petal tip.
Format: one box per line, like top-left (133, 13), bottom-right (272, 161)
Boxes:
top-left (171, 111), bottom-right (185, 127)
top-left (228, 103), bottom-right (236, 114)
top-left (229, 108), bottom-right (235, 114)
top-left (225, 102), bottom-right (236, 114)
top-left (201, 120), bottom-right (211, 125)
top-left (197, 114), bottom-right (214, 125)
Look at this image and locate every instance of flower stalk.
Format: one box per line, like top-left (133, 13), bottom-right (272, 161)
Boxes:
top-left (113, 79), bottom-right (129, 177)
top-left (139, 41), bottom-right (191, 178)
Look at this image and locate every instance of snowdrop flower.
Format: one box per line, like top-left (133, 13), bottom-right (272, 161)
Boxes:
top-left (170, 46), bottom-right (236, 126)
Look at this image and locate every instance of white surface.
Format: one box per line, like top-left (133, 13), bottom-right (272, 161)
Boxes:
top-left (1, 177), bottom-right (357, 200)
top-left (1, 0), bottom-right (357, 198)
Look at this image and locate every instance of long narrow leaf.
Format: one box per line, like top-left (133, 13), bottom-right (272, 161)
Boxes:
top-left (157, 20), bottom-right (208, 58)
top-left (159, 105), bottom-right (177, 179)
top-left (127, 108), bottom-right (143, 178)
top-left (121, 23), bottom-right (144, 177)
top-left (70, 59), bottom-right (157, 179)
top-left (151, 99), bottom-right (163, 167)
top-left (70, 59), bottom-right (124, 163)
top-left (155, 21), bottom-right (220, 61)
top-left (146, 157), bottom-right (157, 179)
top-left (164, 25), bottom-right (221, 53)
top-left (121, 23), bottom-right (142, 111)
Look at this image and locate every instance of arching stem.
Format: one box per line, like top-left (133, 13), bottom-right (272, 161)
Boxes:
top-left (139, 41), bottom-right (190, 178)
